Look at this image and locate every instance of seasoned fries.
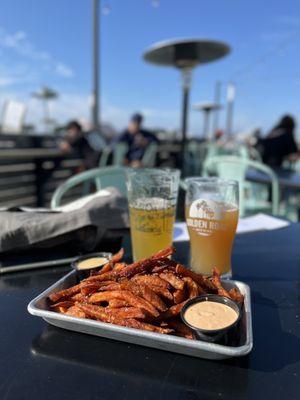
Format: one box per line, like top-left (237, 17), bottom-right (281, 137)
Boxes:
top-left (48, 247), bottom-right (244, 340)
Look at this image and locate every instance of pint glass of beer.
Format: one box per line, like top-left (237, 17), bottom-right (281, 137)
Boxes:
top-left (126, 169), bottom-right (180, 261)
top-left (185, 178), bottom-right (239, 276)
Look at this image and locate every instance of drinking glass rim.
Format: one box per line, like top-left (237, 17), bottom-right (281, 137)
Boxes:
top-left (185, 177), bottom-right (238, 188)
top-left (126, 168), bottom-right (180, 178)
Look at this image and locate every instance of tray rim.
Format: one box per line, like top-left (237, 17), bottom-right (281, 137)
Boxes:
top-left (27, 270), bottom-right (253, 358)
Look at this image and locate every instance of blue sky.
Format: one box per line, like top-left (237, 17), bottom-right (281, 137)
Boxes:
top-left (0, 0), bottom-right (300, 136)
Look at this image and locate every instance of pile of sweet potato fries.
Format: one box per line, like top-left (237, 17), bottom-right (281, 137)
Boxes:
top-left (49, 246), bottom-right (244, 339)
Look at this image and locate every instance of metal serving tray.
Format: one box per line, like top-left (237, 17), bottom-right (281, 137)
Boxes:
top-left (28, 271), bottom-right (253, 360)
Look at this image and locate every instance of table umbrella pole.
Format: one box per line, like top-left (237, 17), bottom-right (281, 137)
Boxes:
top-left (180, 68), bottom-right (192, 171)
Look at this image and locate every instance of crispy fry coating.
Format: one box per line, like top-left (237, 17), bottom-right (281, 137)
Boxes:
top-left (159, 272), bottom-right (185, 290)
top-left (108, 299), bottom-right (129, 308)
top-left (159, 300), bottom-right (188, 319)
top-left (49, 284), bottom-right (81, 303)
top-left (211, 267), bottom-right (231, 298)
top-left (49, 246), bottom-right (244, 340)
top-left (183, 277), bottom-right (200, 298)
top-left (175, 264), bottom-right (217, 292)
top-left (66, 305), bottom-right (86, 318)
top-left (151, 246), bottom-right (175, 259)
top-left (84, 270), bottom-right (117, 283)
top-left (80, 281), bottom-right (117, 296)
top-left (113, 263), bottom-right (126, 271)
top-left (132, 275), bottom-right (170, 289)
top-left (111, 248), bottom-right (124, 264)
top-left (88, 290), bottom-right (159, 317)
top-left (229, 287), bottom-right (244, 305)
top-left (167, 320), bottom-right (195, 339)
top-left (105, 307), bottom-right (146, 320)
top-left (98, 263), bottom-right (112, 274)
top-left (149, 285), bottom-right (173, 301)
top-left (50, 300), bottom-right (74, 309)
top-left (173, 288), bottom-right (186, 304)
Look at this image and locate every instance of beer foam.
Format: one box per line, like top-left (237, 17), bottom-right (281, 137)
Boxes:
top-left (132, 197), bottom-right (171, 210)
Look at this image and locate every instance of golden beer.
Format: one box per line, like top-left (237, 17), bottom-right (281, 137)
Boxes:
top-left (186, 203), bottom-right (239, 275)
top-left (126, 169), bottom-right (180, 262)
top-left (129, 202), bottom-right (175, 261)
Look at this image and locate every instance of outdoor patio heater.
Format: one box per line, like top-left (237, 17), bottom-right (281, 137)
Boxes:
top-left (143, 38), bottom-right (230, 168)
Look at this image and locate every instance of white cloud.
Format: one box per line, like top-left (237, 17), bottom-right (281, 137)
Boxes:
top-left (0, 77), bottom-right (17, 87)
top-left (55, 62), bottom-right (75, 78)
top-left (0, 26), bottom-right (74, 79)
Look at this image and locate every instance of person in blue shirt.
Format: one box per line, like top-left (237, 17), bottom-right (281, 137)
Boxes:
top-left (118, 113), bottom-right (158, 167)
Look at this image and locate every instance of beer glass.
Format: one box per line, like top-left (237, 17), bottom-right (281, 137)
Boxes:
top-left (185, 178), bottom-right (239, 276)
top-left (126, 168), bottom-right (180, 261)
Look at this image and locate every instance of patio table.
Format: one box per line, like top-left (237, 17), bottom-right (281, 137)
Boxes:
top-left (0, 225), bottom-right (299, 400)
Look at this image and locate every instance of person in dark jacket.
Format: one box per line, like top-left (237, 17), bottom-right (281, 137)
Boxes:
top-left (259, 115), bottom-right (299, 167)
top-left (60, 121), bottom-right (99, 169)
top-left (117, 113), bottom-right (158, 167)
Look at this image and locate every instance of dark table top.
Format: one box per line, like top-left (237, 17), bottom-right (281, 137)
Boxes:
top-left (1, 225), bottom-right (300, 400)
top-left (247, 168), bottom-right (300, 190)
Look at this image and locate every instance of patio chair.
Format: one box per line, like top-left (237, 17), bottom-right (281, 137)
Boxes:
top-left (51, 166), bottom-right (128, 209)
top-left (202, 155), bottom-right (279, 217)
top-left (142, 142), bottom-right (158, 167)
top-left (99, 142), bottom-right (158, 168)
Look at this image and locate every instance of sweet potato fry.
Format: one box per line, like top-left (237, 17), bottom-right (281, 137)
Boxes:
top-left (122, 319), bottom-right (174, 334)
top-left (113, 263), bottom-right (126, 271)
top-left (98, 263), bottom-right (112, 274)
top-left (50, 300), bottom-right (74, 309)
top-left (48, 284), bottom-right (81, 303)
top-left (71, 293), bottom-right (86, 302)
top-left (108, 299), bottom-right (129, 308)
top-left (97, 283), bottom-right (121, 292)
top-left (229, 288), bottom-right (244, 305)
top-left (116, 280), bottom-right (167, 311)
top-left (129, 282), bottom-right (168, 312)
top-left (84, 270), bottom-right (117, 283)
top-left (173, 288), bottom-right (186, 304)
top-left (183, 277), bottom-right (201, 298)
top-left (88, 290), bottom-right (159, 317)
top-left (105, 307), bottom-right (146, 320)
top-left (56, 306), bottom-right (69, 313)
top-left (66, 305), bottom-right (86, 318)
top-left (159, 300), bottom-right (188, 319)
top-left (175, 264), bottom-right (217, 292)
top-left (117, 259), bottom-right (157, 279)
top-left (159, 272), bottom-right (185, 290)
top-left (167, 320), bottom-right (195, 340)
top-left (77, 304), bottom-right (151, 330)
top-left (76, 303), bottom-right (118, 323)
top-left (151, 246), bottom-right (175, 259)
top-left (211, 267), bottom-right (231, 298)
top-left (150, 285), bottom-right (173, 301)
top-left (132, 275), bottom-right (170, 289)
top-left (111, 248), bottom-right (124, 264)
top-left (80, 281), bottom-right (117, 296)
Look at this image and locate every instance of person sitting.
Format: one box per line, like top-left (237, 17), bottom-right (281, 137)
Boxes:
top-left (117, 113), bottom-right (158, 167)
top-left (59, 120), bottom-right (99, 169)
top-left (258, 115), bottom-right (299, 167)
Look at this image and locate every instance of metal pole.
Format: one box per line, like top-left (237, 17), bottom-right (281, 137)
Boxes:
top-left (202, 110), bottom-right (210, 139)
top-left (226, 82), bottom-right (235, 137)
top-left (43, 99), bottom-right (49, 133)
top-left (212, 80), bottom-right (221, 134)
top-left (180, 68), bottom-right (192, 170)
top-left (92, 0), bottom-right (100, 128)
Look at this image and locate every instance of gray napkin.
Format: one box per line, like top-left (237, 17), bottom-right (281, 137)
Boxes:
top-left (0, 188), bottom-right (129, 254)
